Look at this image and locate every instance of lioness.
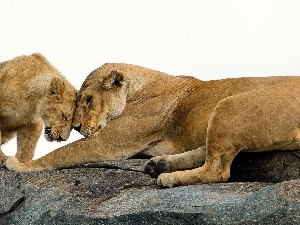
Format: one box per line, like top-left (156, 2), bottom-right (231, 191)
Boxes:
top-left (6, 63), bottom-right (300, 187)
top-left (0, 53), bottom-right (76, 165)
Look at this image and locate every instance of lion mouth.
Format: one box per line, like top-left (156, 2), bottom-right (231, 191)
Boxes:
top-left (44, 127), bottom-right (65, 142)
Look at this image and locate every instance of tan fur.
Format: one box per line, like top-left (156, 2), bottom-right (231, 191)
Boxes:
top-left (5, 63), bottom-right (300, 188)
top-left (0, 53), bottom-right (77, 165)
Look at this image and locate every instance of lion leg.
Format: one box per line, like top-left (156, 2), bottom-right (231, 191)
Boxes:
top-left (0, 131), bottom-right (5, 166)
top-left (5, 132), bottom-right (146, 172)
top-left (15, 121), bottom-right (43, 162)
top-left (6, 115), bottom-right (162, 172)
top-left (156, 93), bottom-right (249, 187)
top-left (144, 146), bottom-right (206, 178)
top-left (5, 139), bottom-right (92, 172)
top-left (0, 150), bottom-right (5, 166)
top-left (5, 138), bottom-right (122, 172)
top-left (0, 130), bottom-right (17, 166)
top-left (157, 144), bottom-right (238, 187)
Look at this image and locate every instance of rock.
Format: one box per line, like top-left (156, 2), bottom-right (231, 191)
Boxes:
top-left (230, 150), bottom-right (300, 182)
top-left (0, 171), bottom-right (24, 215)
top-left (0, 152), bottom-right (299, 225)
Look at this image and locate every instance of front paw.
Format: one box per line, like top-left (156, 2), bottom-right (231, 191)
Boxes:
top-left (144, 156), bottom-right (169, 178)
top-left (157, 173), bottom-right (177, 188)
top-left (5, 156), bottom-right (22, 172)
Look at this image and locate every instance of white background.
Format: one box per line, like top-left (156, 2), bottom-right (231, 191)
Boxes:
top-left (1, 0), bottom-right (300, 159)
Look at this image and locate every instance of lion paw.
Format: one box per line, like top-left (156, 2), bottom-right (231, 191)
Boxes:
top-left (144, 156), bottom-right (169, 178)
top-left (5, 156), bottom-right (22, 172)
top-left (157, 173), bottom-right (177, 188)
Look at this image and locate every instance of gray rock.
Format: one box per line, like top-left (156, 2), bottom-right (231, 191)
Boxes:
top-left (0, 152), bottom-right (299, 225)
top-left (0, 171), bottom-right (24, 215)
top-left (230, 151), bottom-right (300, 182)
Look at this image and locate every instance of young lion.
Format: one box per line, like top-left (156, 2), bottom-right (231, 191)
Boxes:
top-left (5, 63), bottom-right (300, 188)
top-left (0, 53), bottom-right (77, 165)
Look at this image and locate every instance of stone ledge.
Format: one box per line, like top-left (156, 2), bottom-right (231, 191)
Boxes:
top-left (0, 151), bottom-right (299, 224)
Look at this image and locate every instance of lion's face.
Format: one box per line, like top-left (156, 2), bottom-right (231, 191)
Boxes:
top-left (73, 70), bottom-right (127, 137)
top-left (40, 77), bottom-right (77, 142)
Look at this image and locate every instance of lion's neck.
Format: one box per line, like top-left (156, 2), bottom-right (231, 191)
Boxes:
top-left (126, 74), bottom-right (198, 103)
top-left (122, 74), bottom-right (200, 122)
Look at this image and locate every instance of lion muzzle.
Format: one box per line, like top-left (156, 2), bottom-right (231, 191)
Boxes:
top-left (44, 127), bottom-right (65, 142)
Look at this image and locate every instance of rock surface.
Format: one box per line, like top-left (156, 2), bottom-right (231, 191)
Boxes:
top-left (0, 151), bottom-right (299, 225)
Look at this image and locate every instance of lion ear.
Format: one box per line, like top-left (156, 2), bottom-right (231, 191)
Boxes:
top-left (101, 70), bottom-right (125, 90)
top-left (49, 77), bottom-right (65, 97)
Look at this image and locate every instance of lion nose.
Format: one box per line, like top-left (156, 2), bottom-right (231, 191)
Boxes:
top-left (73, 124), bottom-right (82, 133)
top-left (45, 127), bottom-right (51, 134)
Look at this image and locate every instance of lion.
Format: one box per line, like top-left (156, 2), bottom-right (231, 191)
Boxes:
top-left (5, 63), bottom-right (300, 188)
top-left (0, 53), bottom-right (77, 165)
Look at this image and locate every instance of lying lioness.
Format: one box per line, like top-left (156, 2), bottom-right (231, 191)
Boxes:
top-left (6, 63), bottom-right (300, 187)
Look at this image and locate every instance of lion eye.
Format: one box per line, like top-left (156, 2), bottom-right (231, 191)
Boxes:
top-left (62, 114), bottom-right (67, 122)
top-left (113, 80), bottom-right (120, 86)
top-left (86, 96), bottom-right (92, 104)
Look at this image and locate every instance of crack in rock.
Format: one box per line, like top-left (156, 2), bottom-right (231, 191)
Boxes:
top-left (0, 196), bottom-right (25, 217)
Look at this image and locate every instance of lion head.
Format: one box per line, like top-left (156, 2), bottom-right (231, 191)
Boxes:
top-left (40, 77), bottom-right (77, 142)
top-left (73, 70), bottom-right (127, 137)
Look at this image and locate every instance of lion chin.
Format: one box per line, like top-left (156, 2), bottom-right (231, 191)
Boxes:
top-left (6, 63), bottom-right (300, 189)
top-left (74, 119), bottom-right (107, 138)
